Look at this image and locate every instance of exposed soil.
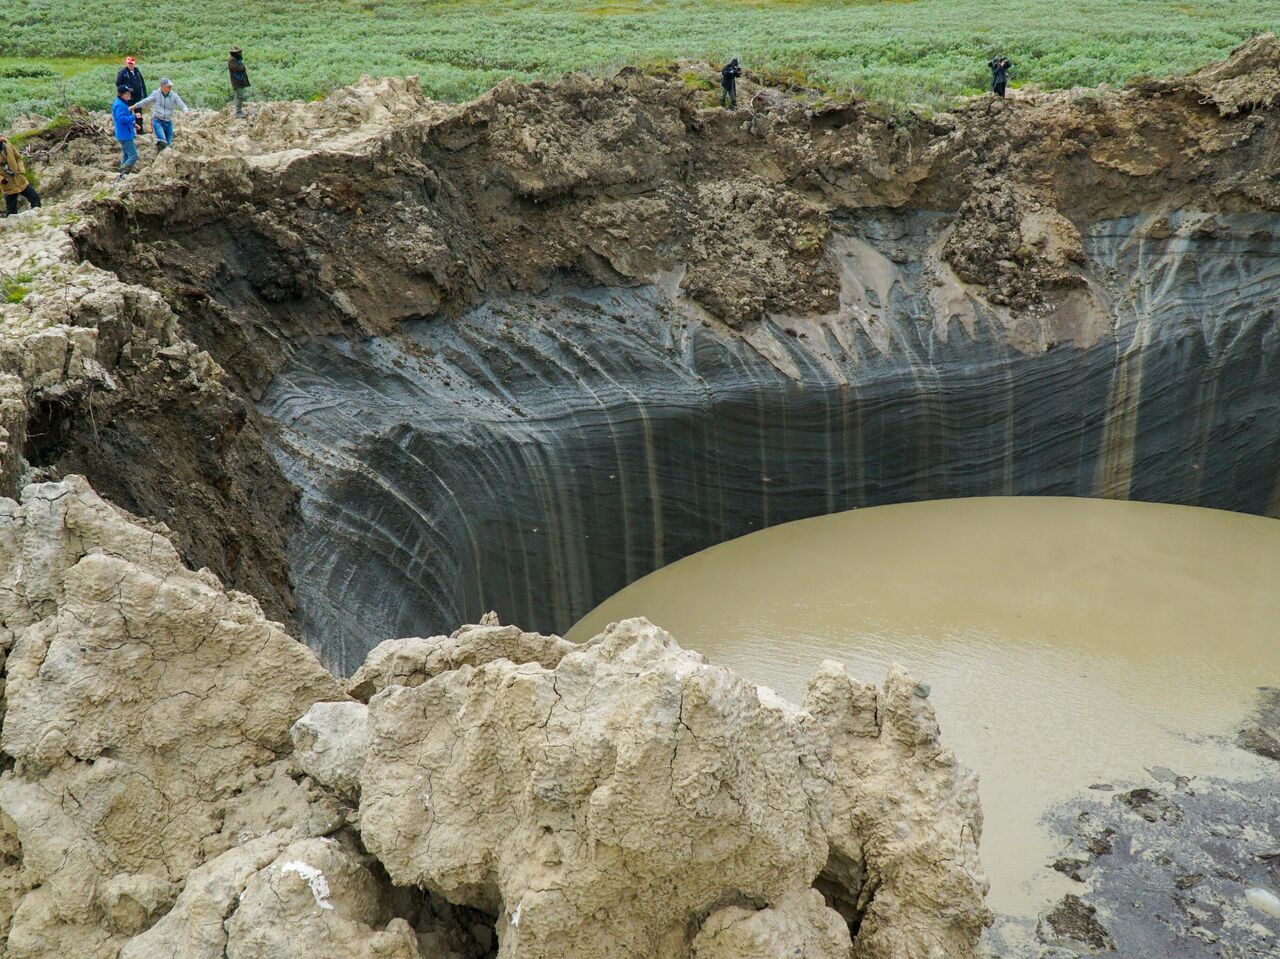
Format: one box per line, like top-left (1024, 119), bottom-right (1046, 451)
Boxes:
top-left (2, 36), bottom-right (1279, 959)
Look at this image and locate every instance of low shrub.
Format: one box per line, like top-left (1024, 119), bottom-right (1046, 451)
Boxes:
top-left (0, 0), bottom-right (1275, 121)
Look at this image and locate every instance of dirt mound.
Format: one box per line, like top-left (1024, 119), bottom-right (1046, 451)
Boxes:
top-left (1181, 31), bottom-right (1280, 115)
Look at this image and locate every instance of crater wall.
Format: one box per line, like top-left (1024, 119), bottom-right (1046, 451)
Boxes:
top-left (261, 211), bottom-right (1280, 671)
top-left (38, 39), bottom-right (1280, 658)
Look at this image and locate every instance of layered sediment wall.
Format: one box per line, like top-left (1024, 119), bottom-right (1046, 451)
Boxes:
top-left (43, 37), bottom-right (1275, 665)
top-left (264, 211), bottom-right (1280, 668)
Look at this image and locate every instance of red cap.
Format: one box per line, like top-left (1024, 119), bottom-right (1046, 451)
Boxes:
top-left (125, 56), bottom-right (136, 66)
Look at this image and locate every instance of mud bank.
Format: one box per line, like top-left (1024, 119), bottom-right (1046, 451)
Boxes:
top-left (1011, 754), bottom-right (1280, 959)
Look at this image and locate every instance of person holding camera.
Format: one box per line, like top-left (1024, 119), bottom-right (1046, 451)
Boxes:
top-left (989, 56), bottom-right (1013, 97)
top-left (228, 47), bottom-right (251, 118)
top-left (721, 58), bottom-right (742, 109)
top-left (0, 134), bottom-right (41, 216)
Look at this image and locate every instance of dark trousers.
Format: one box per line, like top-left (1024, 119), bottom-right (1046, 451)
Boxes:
top-left (721, 85), bottom-right (737, 109)
top-left (3, 185), bottom-right (40, 216)
top-left (993, 80), bottom-right (1007, 97)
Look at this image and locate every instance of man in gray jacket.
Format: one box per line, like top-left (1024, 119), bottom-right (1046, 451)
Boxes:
top-left (132, 77), bottom-right (190, 151)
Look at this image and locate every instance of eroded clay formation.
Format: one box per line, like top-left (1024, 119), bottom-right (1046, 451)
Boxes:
top-left (0, 479), bottom-right (987, 958)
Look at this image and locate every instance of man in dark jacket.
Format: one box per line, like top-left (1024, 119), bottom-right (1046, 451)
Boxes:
top-left (721, 58), bottom-right (742, 109)
top-left (228, 47), bottom-right (251, 118)
top-left (988, 56), bottom-right (1013, 97)
top-left (116, 56), bottom-right (147, 103)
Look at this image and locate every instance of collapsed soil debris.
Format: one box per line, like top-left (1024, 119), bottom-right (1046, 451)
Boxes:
top-left (0, 478), bottom-right (987, 958)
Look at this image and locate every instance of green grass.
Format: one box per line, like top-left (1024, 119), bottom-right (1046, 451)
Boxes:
top-left (1, 1), bottom-right (1277, 122)
top-left (1, 272), bottom-right (36, 304)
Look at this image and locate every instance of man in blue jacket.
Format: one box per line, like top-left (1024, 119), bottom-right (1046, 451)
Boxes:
top-left (112, 86), bottom-right (139, 178)
top-left (116, 57), bottom-right (147, 103)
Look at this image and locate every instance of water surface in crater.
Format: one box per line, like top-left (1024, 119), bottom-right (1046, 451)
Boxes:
top-left (567, 497), bottom-right (1280, 915)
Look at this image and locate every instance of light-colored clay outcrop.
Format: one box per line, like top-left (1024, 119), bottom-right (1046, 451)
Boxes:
top-left (291, 701), bottom-right (371, 801)
top-left (355, 616), bottom-right (990, 958)
top-left (347, 623), bottom-right (574, 702)
top-left (0, 477), bottom-right (345, 957)
top-left (806, 663), bottom-right (991, 959)
top-left (0, 477), bottom-right (989, 959)
top-left (691, 889), bottom-right (854, 959)
top-left (359, 617), bottom-right (837, 957)
top-left (223, 836), bottom-right (420, 959)
top-left (120, 832), bottom-right (297, 959)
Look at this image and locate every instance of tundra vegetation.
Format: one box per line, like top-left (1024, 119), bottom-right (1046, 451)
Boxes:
top-left (1, 0), bottom-right (1278, 121)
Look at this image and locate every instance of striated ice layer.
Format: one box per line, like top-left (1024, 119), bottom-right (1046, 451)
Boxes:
top-left (260, 212), bottom-right (1280, 672)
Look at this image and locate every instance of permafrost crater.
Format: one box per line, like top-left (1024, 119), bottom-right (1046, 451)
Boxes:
top-left (0, 34), bottom-right (1279, 959)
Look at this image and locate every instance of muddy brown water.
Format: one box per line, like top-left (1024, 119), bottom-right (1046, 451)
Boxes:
top-left (567, 497), bottom-right (1280, 915)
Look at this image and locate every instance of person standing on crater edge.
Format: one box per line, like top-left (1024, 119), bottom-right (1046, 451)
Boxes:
top-left (0, 134), bottom-right (41, 216)
top-left (133, 77), bottom-right (191, 151)
top-left (116, 56), bottom-right (147, 104)
top-left (228, 47), bottom-right (251, 118)
top-left (112, 85), bottom-right (140, 179)
top-left (721, 57), bottom-right (742, 109)
top-left (988, 55), bottom-right (1013, 97)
